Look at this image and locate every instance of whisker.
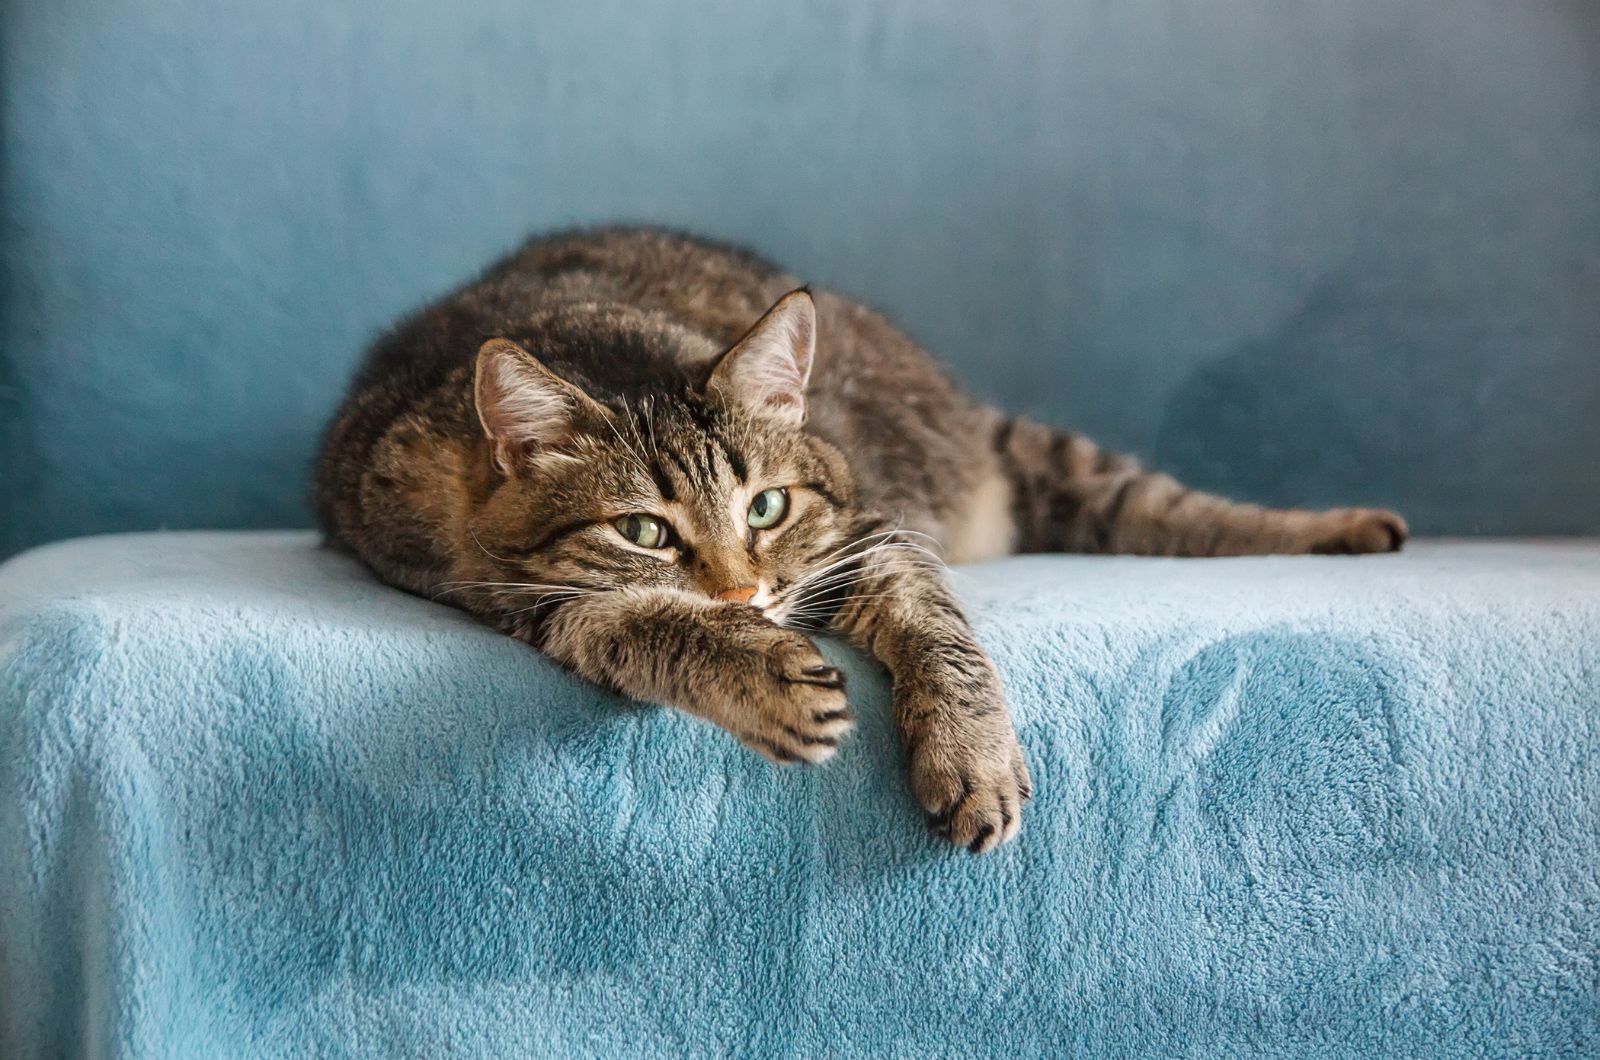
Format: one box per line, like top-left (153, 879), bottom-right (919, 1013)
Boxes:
top-left (641, 396), bottom-right (663, 467)
top-left (617, 396), bottom-right (655, 469)
top-left (777, 591), bottom-right (901, 619)
top-left (434, 580), bottom-right (599, 594)
top-left (782, 578), bottom-right (922, 612)
top-left (784, 539), bottom-right (947, 595)
top-left (433, 581), bottom-right (602, 617)
top-left (807, 529), bottom-right (946, 572)
top-left (774, 589), bottom-right (910, 629)
top-left (803, 528), bottom-right (921, 568)
top-left (782, 566), bottom-right (898, 598)
top-left (503, 593), bottom-right (600, 616)
top-left (598, 404), bottom-right (653, 477)
top-left (777, 534), bottom-right (949, 616)
top-left (785, 543), bottom-right (913, 589)
top-left (468, 529), bottom-right (519, 564)
top-left (782, 572), bottom-right (917, 608)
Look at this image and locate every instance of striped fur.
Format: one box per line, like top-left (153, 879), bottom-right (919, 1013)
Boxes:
top-left (993, 415), bottom-right (1406, 557)
top-left (317, 227), bottom-right (1404, 854)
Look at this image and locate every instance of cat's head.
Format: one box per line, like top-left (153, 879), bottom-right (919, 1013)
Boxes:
top-left (463, 290), bottom-right (862, 627)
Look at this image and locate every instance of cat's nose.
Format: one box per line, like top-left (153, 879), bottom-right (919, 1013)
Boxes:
top-left (714, 585), bottom-right (759, 606)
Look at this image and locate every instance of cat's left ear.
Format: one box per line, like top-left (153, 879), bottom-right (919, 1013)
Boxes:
top-left (475, 338), bottom-right (607, 474)
top-left (708, 289), bottom-right (815, 427)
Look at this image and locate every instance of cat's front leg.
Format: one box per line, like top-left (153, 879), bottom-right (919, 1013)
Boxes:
top-left (534, 587), bottom-right (854, 763)
top-left (827, 554), bottom-right (1032, 853)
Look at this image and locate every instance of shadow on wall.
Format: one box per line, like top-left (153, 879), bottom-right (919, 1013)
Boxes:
top-left (1153, 276), bottom-right (1600, 536)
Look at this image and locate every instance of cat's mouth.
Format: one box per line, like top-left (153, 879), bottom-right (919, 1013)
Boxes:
top-left (763, 595), bottom-right (820, 630)
top-left (706, 582), bottom-right (779, 620)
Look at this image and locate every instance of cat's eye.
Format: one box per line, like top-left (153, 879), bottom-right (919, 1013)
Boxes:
top-left (613, 513), bottom-right (670, 549)
top-left (747, 488), bottom-right (789, 530)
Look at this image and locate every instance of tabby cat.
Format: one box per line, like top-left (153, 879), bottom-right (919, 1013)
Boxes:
top-left (315, 228), bottom-right (1405, 854)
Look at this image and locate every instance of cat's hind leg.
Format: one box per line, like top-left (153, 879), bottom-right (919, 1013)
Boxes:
top-left (988, 415), bottom-right (1407, 557)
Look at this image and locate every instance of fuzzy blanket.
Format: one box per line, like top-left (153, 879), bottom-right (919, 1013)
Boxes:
top-left (2, 533), bottom-right (1597, 1057)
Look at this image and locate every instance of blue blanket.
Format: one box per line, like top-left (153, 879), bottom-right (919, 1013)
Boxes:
top-left (2, 533), bottom-right (1597, 1057)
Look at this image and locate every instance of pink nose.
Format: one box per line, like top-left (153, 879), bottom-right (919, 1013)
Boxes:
top-left (714, 586), bottom-right (759, 606)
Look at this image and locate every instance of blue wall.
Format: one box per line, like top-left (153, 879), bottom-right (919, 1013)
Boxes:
top-left (4, 0), bottom-right (1597, 555)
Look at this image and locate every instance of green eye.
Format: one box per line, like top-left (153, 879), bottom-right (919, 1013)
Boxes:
top-left (613, 513), bottom-right (670, 549)
top-left (747, 487), bottom-right (789, 530)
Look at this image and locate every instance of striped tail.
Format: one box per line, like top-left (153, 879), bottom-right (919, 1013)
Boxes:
top-left (989, 415), bottom-right (1406, 557)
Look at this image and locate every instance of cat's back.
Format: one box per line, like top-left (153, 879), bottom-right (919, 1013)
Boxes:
top-left (319, 226), bottom-right (993, 549)
top-left (484, 226), bottom-right (803, 344)
top-left (493, 228), bottom-right (963, 414)
top-left (328, 228), bottom-right (786, 444)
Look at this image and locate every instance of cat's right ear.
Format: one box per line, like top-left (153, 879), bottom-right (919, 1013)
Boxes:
top-left (708, 289), bottom-right (815, 427)
top-left (475, 339), bottom-right (603, 474)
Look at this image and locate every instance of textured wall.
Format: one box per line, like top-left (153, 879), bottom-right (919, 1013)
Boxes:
top-left (4, 0), bottom-right (1597, 555)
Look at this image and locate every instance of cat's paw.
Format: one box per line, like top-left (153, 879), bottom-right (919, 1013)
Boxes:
top-left (1310, 508), bottom-right (1408, 555)
top-left (730, 626), bottom-right (853, 765)
top-left (908, 711), bottom-right (1032, 854)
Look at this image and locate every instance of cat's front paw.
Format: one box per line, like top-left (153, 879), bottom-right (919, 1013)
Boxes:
top-left (907, 706), bottom-right (1032, 855)
top-left (1311, 508), bottom-right (1408, 554)
top-left (729, 626), bottom-right (854, 765)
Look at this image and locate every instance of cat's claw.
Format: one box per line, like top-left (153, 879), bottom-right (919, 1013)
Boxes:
top-left (911, 720), bottom-right (1031, 855)
top-left (734, 631), bottom-right (853, 765)
top-left (1311, 508), bottom-right (1408, 554)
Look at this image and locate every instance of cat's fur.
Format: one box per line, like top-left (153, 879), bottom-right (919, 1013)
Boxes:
top-left (316, 227), bottom-right (1405, 853)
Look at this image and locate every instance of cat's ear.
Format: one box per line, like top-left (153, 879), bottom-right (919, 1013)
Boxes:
top-left (708, 289), bottom-right (815, 427)
top-left (475, 338), bottom-right (605, 474)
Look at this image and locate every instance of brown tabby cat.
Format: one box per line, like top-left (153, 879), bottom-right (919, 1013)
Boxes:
top-left (316, 227), bottom-right (1406, 854)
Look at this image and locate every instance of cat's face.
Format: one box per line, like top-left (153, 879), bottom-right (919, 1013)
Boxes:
top-left (465, 292), bottom-right (862, 627)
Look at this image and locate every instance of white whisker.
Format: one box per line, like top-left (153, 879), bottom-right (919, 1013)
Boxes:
top-left (433, 581), bottom-right (603, 617)
top-left (468, 529), bottom-right (519, 564)
top-left (791, 537), bottom-right (946, 583)
top-left (775, 531), bottom-right (951, 620)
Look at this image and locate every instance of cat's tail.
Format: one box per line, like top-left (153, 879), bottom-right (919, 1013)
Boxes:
top-left (986, 413), bottom-right (1406, 557)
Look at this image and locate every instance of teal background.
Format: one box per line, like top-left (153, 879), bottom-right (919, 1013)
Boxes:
top-left (3, 0), bottom-right (1598, 556)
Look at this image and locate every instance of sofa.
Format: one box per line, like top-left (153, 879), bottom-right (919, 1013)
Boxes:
top-left (4, 1), bottom-right (1598, 1056)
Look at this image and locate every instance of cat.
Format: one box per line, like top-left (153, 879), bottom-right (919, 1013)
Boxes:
top-left (315, 227), bottom-right (1406, 854)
